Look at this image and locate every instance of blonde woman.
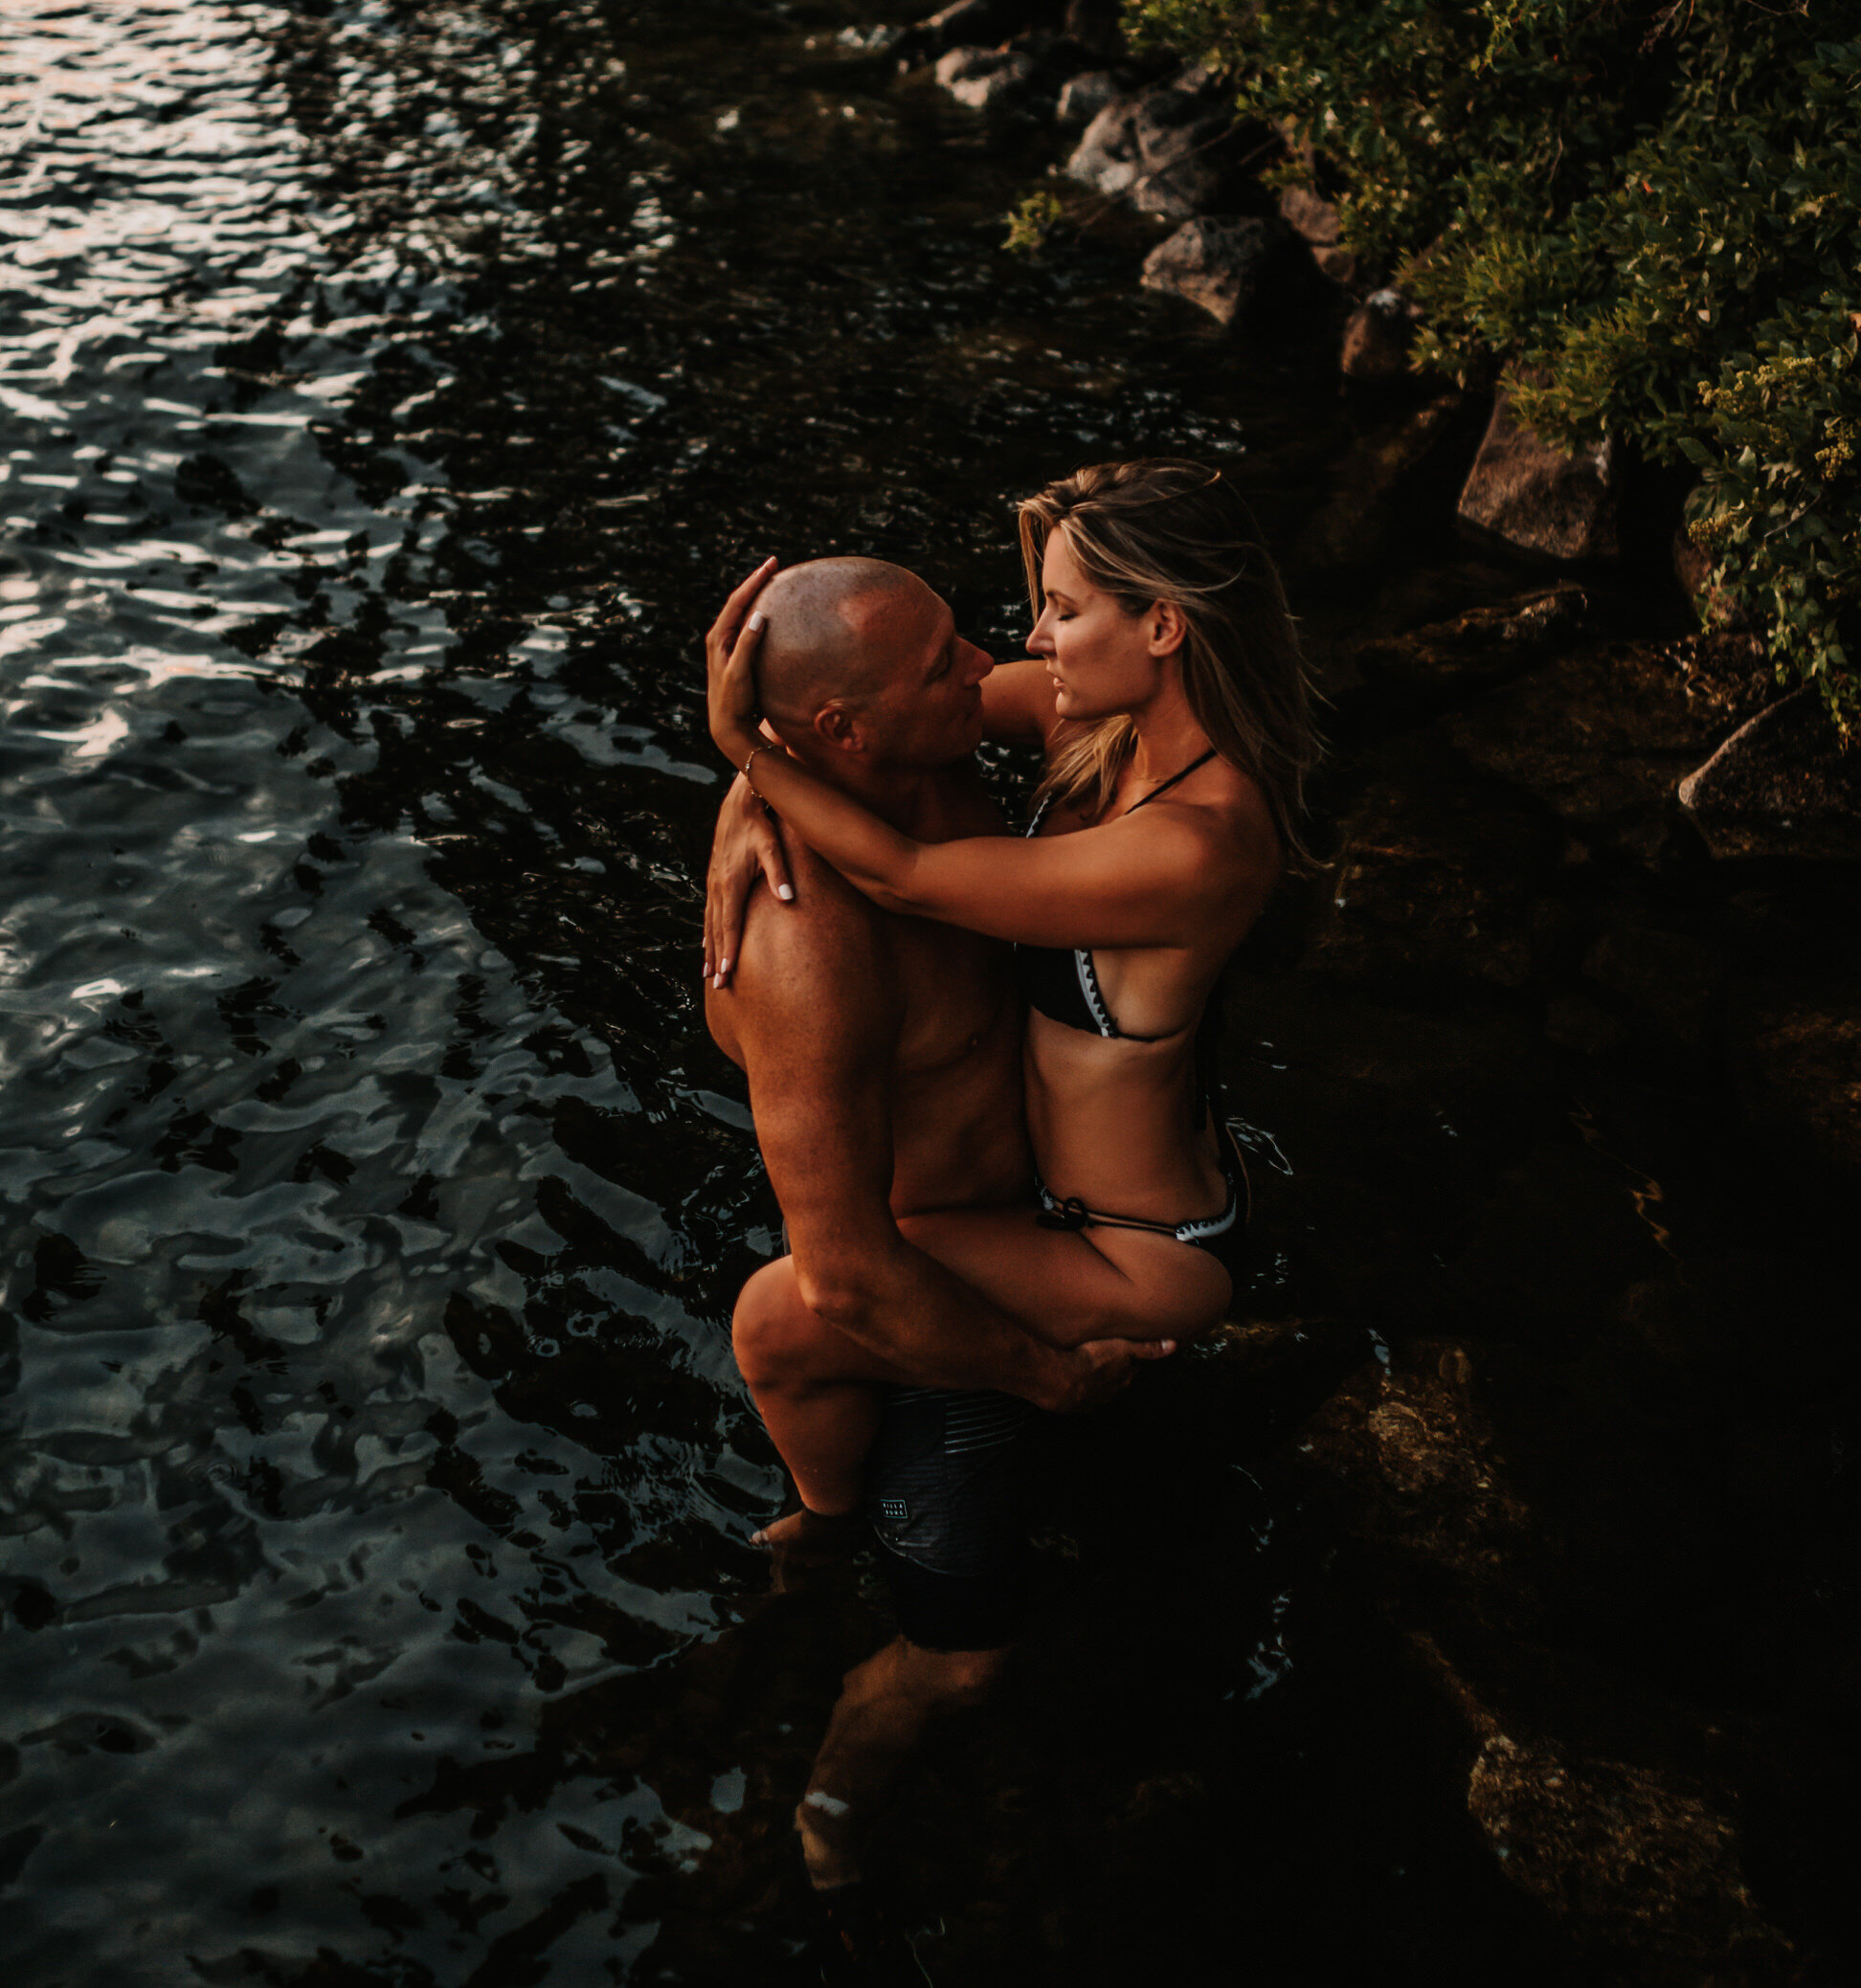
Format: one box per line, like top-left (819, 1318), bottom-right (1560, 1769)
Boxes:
top-left (704, 459), bottom-right (1320, 1539)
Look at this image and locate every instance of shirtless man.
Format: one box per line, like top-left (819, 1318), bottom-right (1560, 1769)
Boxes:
top-left (701, 556), bottom-right (1161, 1932)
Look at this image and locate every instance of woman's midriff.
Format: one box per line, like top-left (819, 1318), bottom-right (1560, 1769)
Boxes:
top-left (1021, 1009), bottom-right (1228, 1229)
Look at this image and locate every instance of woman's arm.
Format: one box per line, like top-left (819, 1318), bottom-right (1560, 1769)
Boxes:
top-left (745, 755), bottom-right (1245, 949)
top-left (703, 771), bottom-right (796, 988)
top-left (979, 658), bottom-right (1062, 745)
top-left (706, 573), bottom-right (1264, 950)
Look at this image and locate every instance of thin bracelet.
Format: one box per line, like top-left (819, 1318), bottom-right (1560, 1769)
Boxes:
top-left (741, 740), bottom-right (776, 792)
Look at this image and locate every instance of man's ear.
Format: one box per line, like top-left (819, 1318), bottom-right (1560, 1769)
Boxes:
top-left (813, 701), bottom-right (866, 754)
top-left (1146, 600), bottom-right (1188, 659)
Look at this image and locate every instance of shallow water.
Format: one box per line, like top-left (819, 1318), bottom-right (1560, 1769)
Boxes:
top-left (2, 3), bottom-right (1852, 1983)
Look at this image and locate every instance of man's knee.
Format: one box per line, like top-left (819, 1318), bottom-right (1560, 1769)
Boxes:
top-left (731, 1258), bottom-right (803, 1384)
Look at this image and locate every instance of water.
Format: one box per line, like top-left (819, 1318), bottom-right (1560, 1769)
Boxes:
top-left (2, 3), bottom-right (1851, 1983)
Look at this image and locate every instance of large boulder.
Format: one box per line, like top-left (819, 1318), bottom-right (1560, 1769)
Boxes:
top-left (1467, 1734), bottom-right (1788, 1969)
top-left (1065, 67), bottom-right (1271, 220)
top-left (1457, 378), bottom-right (1620, 564)
top-left (1675, 686), bottom-right (1861, 861)
top-left (1352, 585), bottom-right (1590, 695)
top-left (1139, 216), bottom-right (1298, 329)
top-left (1447, 637), bottom-right (1773, 861)
top-left (934, 46), bottom-right (1040, 110)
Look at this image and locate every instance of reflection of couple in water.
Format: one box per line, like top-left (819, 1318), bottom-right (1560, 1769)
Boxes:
top-left (698, 458), bottom-right (1319, 1967)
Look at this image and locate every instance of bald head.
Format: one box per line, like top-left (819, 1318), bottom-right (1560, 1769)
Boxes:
top-left (754, 557), bottom-right (934, 729)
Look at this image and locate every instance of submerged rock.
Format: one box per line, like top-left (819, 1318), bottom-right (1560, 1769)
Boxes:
top-left (1581, 926), bottom-right (1724, 1056)
top-left (1065, 67), bottom-right (1270, 219)
top-left (1676, 687), bottom-right (1861, 861)
top-left (1458, 379), bottom-right (1619, 564)
top-left (1726, 980), bottom-right (1861, 1175)
top-left (1314, 761), bottom-right (1562, 992)
top-left (1139, 215), bottom-right (1296, 328)
top-left (1467, 1735), bottom-right (1788, 1969)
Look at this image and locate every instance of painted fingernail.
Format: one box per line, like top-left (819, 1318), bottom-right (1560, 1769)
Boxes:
top-left (718, 958), bottom-right (730, 979)
top-left (776, 884), bottom-right (795, 901)
top-left (747, 611), bottom-right (766, 632)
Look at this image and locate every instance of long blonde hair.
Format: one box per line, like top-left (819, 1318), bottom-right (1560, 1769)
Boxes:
top-left (1018, 459), bottom-right (1322, 876)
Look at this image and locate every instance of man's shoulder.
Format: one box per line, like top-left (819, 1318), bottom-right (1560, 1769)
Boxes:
top-left (728, 845), bottom-right (899, 1030)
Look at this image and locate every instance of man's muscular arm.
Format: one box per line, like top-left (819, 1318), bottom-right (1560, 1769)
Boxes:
top-left (720, 875), bottom-right (1082, 1409)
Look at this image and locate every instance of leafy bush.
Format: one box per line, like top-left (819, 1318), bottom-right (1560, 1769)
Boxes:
top-left (1123, 0), bottom-right (1861, 734)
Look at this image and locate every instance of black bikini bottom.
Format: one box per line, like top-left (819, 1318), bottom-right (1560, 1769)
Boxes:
top-left (1033, 1121), bottom-right (1252, 1293)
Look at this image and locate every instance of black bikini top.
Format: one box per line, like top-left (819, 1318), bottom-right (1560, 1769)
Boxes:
top-left (1013, 749), bottom-right (1218, 1040)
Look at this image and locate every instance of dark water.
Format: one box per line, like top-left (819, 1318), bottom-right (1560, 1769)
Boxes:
top-left (2, 3), bottom-right (1851, 1984)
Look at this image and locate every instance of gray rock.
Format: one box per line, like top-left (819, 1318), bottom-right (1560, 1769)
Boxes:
top-left (1056, 68), bottom-right (1120, 128)
top-left (935, 46), bottom-right (1039, 111)
top-left (1676, 686), bottom-right (1861, 860)
top-left (1277, 183), bottom-right (1338, 245)
top-left (1353, 584), bottom-right (1590, 693)
top-left (1457, 378), bottom-right (1620, 563)
top-left (1339, 287), bottom-right (1416, 382)
top-left (1278, 184), bottom-right (1359, 289)
top-left (1065, 67), bottom-right (1268, 220)
top-left (1139, 216), bottom-right (1291, 328)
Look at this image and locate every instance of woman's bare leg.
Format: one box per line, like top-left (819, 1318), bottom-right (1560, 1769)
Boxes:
top-left (894, 1206), bottom-right (1233, 1350)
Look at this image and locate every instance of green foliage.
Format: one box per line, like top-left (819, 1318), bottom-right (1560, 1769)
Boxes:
top-left (1124, 0), bottom-right (1861, 734)
top-left (1005, 188), bottom-right (1066, 256)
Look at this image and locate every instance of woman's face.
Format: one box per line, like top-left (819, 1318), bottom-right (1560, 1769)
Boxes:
top-left (1027, 527), bottom-right (1176, 721)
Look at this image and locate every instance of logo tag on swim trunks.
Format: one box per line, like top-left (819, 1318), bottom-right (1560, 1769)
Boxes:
top-left (875, 1497), bottom-right (909, 1524)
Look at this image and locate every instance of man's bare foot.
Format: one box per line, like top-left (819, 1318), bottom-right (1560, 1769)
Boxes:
top-left (751, 1505), bottom-right (867, 1566)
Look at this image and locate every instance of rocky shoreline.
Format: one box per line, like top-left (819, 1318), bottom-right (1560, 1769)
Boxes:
top-left (852, 8), bottom-right (1860, 1978)
top-left (888, 0), bottom-right (1860, 864)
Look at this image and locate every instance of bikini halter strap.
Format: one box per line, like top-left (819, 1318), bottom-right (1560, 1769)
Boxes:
top-left (1124, 748), bottom-right (1218, 815)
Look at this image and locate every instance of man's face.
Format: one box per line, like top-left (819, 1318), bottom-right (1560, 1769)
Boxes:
top-left (851, 578), bottom-right (994, 767)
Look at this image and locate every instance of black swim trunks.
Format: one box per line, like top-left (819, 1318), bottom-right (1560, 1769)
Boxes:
top-left (863, 1385), bottom-right (1025, 1653)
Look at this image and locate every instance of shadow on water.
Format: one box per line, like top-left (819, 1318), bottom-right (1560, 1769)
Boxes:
top-left (0, 1), bottom-right (1852, 1983)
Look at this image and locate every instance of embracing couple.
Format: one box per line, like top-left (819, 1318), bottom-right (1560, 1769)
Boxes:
top-left (698, 459), bottom-right (1319, 1943)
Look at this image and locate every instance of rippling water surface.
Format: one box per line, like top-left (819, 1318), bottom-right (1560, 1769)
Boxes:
top-left (0, 5), bottom-right (1348, 1979)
